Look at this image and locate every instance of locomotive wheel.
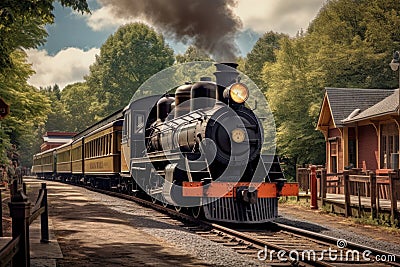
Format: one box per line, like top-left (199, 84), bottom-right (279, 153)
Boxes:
top-left (161, 195), bottom-right (168, 207)
top-left (191, 206), bottom-right (204, 219)
top-left (174, 206), bottom-right (182, 212)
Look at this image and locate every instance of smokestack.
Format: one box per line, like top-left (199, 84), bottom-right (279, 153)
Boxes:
top-left (214, 63), bottom-right (239, 102)
top-left (98, 0), bottom-right (242, 61)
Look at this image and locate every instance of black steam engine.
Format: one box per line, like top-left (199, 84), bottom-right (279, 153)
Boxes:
top-left (125, 63), bottom-right (298, 223)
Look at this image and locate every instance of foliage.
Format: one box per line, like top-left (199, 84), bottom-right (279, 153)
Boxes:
top-left (61, 82), bottom-right (97, 132)
top-left (0, 0), bottom-right (90, 72)
top-left (176, 46), bottom-right (213, 63)
top-left (242, 31), bottom-right (287, 91)
top-left (0, 51), bottom-right (51, 165)
top-left (85, 23), bottom-right (175, 119)
top-left (0, 0), bottom-right (89, 166)
top-left (264, 37), bottom-right (326, 178)
top-left (261, 0), bottom-right (400, 178)
top-left (40, 84), bottom-right (70, 132)
top-left (308, 0), bottom-right (400, 88)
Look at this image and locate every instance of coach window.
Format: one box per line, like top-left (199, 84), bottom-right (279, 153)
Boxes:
top-left (105, 135), bottom-right (108, 155)
top-left (134, 113), bottom-right (145, 134)
top-left (117, 131), bottom-right (122, 152)
top-left (123, 113), bottom-right (130, 138)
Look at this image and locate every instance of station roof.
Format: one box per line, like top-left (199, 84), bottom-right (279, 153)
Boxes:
top-left (317, 87), bottom-right (394, 129)
top-left (343, 89), bottom-right (399, 123)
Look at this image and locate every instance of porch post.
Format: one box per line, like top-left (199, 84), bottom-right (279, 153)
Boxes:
top-left (343, 170), bottom-right (351, 217)
top-left (369, 172), bottom-right (377, 219)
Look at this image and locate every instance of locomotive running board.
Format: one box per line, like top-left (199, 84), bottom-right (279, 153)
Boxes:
top-left (182, 182), bottom-right (299, 198)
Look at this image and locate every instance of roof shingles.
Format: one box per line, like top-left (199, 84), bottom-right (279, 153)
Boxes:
top-left (326, 87), bottom-right (394, 126)
top-left (343, 89), bottom-right (399, 122)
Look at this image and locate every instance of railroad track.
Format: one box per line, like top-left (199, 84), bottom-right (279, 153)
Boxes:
top-left (46, 179), bottom-right (400, 267)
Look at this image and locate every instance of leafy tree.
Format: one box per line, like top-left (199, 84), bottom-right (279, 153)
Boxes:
top-left (0, 0), bottom-right (90, 72)
top-left (61, 82), bottom-right (96, 132)
top-left (176, 46), bottom-right (213, 63)
top-left (308, 0), bottom-right (400, 88)
top-left (243, 31), bottom-right (287, 91)
top-left (264, 37), bottom-right (325, 178)
top-left (41, 84), bottom-right (70, 132)
top-left (0, 0), bottom-right (90, 166)
top-left (85, 23), bottom-right (175, 118)
top-left (0, 51), bottom-right (51, 165)
top-left (263, 0), bottom-right (400, 178)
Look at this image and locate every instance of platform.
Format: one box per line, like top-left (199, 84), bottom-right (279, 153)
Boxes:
top-left (30, 219), bottom-right (63, 267)
top-left (299, 192), bottom-right (399, 213)
top-left (24, 178), bottom-right (209, 267)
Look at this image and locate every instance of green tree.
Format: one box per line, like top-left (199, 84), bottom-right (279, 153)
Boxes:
top-left (243, 31), bottom-right (287, 91)
top-left (0, 0), bottom-right (90, 72)
top-left (85, 23), bottom-right (175, 118)
top-left (0, 51), bottom-right (51, 165)
top-left (176, 46), bottom-right (213, 63)
top-left (263, 0), bottom-right (400, 178)
top-left (41, 84), bottom-right (70, 132)
top-left (61, 82), bottom-right (96, 132)
top-left (264, 37), bottom-right (325, 178)
top-left (308, 0), bottom-right (400, 88)
top-left (0, 0), bottom-right (90, 166)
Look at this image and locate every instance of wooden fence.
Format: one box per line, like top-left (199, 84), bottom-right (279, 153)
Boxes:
top-left (0, 180), bottom-right (48, 267)
top-left (296, 167), bottom-right (399, 223)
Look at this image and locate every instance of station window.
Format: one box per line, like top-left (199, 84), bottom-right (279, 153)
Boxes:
top-left (330, 140), bottom-right (338, 173)
top-left (380, 123), bottom-right (399, 169)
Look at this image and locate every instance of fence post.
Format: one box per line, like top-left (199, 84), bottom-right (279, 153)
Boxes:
top-left (320, 169), bottom-right (327, 207)
top-left (369, 172), bottom-right (377, 219)
top-left (0, 189), bottom-right (2, 237)
top-left (389, 171), bottom-right (398, 225)
top-left (22, 182), bottom-right (26, 195)
top-left (310, 166), bottom-right (318, 209)
top-left (40, 183), bottom-right (49, 243)
top-left (343, 170), bottom-right (351, 217)
top-left (8, 180), bottom-right (31, 267)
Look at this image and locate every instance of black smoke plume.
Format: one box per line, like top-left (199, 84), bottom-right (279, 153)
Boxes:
top-left (98, 0), bottom-right (242, 61)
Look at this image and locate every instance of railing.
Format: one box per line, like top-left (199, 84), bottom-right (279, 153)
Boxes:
top-left (342, 170), bottom-right (399, 223)
top-left (0, 180), bottom-right (49, 267)
top-left (297, 167), bottom-right (399, 224)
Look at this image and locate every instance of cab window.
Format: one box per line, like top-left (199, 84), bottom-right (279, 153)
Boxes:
top-left (134, 113), bottom-right (145, 134)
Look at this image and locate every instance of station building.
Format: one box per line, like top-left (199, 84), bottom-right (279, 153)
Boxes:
top-left (317, 87), bottom-right (399, 174)
top-left (40, 131), bottom-right (76, 152)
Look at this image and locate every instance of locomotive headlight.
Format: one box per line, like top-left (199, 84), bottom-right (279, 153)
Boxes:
top-left (231, 128), bottom-right (246, 143)
top-left (224, 83), bottom-right (249, 104)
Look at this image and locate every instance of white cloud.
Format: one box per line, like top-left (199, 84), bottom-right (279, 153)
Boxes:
top-left (84, 5), bottom-right (143, 31)
top-left (85, 6), bottom-right (126, 31)
top-left (26, 47), bottom-right (100, 89)
top-left (235, 0), bottom-right (326, 35)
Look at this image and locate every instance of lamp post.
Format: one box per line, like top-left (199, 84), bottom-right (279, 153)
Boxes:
top-left (389, 51), bottom-right (400, 88)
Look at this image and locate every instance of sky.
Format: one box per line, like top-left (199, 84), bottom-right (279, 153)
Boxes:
top-left (26, 0), bottom-right (326, 89)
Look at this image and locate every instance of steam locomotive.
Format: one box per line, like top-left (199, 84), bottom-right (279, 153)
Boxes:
top-left (33, 62), bottom-right (298, 223)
